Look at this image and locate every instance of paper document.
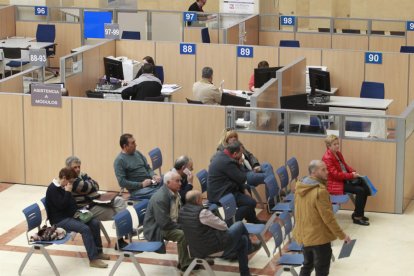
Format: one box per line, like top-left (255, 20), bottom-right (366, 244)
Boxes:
top-left (338, 239), bottom-right (356, 259)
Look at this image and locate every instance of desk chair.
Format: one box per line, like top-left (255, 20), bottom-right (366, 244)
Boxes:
top-left (345, 121), bottom-right (371, 132)
top-left (36, 24), bottom-right (58, 77)
top-left (121, 31), bottom-right (141, 40)
top-left (279, 40), bottom-right (300, 47)
top-left (390, 31), bottom-right (405, 36)
top-left (3, 47), bottom-right (30, 74)
top-left (371, 30), bottom-right (385, 35)
top-left (318, 27), bottom-right (336, 33)
top-left (154, 65), bottom-right (164, 84)
top-left (186, 98), bottom-right (203, 104)
top-left (400, 46), bottom-right (414, 53)
top-left (86, 90), bottom-right (104, 98)
top-left (342, 29), bottom-right (360, 34)
top-left (144, 95), bottom-right (164, 102)
top-left (220, 93), bottom-right (247, 107)
top-left (201, 27), bottom-right (211, 43)
top-left (360, 81), bottom-right (385, 99)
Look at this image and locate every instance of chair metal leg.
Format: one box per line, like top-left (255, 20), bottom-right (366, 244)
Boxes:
top-left (257, 234), bottom-right (271, 257)
top-left (18, 246), bottom-right (35, 276)
top-left (99, 221), bottom-right (111, 245)
top-left (109, 254), bottom-right (126, 276)
top-left (39, 245), bottom-right (60, 276)
top-left (128, 253), bottom-right (146, 276)
top-left (250, 186), bottom-right (265, 209)
top-left (289, 267), bottom-right (299, 276)
top-left (331, 253), bottom-right (335, 262)
top-left (184, 258), bottom-right (216, 276)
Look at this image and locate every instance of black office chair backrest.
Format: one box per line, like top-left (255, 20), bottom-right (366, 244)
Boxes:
top-left (121, 31), bottom-right (141, 40)
top-left (86, 90), bottom-right (104, 98)
top-left (186, 98), bottom-right (203, 104)
top-left (342, 29), bottom-right (360, 34)
top-left (400, 46), bottom-right (414, 53)
top-left (144, 96), bottom-right (164, 102)
top-left (3, 47), bottom-right (23, 59)
top-left (36, 24), bottom-right (56, 43)
top-left (279, 40), bottom-right (300, 47)
top-left (220, 93), bottom-right (247, 107)
top-left (371, 30), bottom-right (385, 35)
top-left (201, 27), bottom-right (210, 43)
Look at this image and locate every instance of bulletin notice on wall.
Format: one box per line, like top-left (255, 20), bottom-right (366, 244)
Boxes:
top-left (220, 0), bottom-right (258, 14)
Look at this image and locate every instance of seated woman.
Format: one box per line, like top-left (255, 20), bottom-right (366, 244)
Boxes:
top-left (45, 168), bottom-right (110, 268)
top-left (217, 128), bottom-right (273, 186)
top-left (135, 56), bottom-right (157, 79)
top-left (248, 60), bottom-right (269, 92)
top-left (322, 134), bottom-right (370, 226)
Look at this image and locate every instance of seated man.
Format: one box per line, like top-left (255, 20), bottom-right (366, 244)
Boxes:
top-left (143, 171), bottom-right (192, 272)
top-left (171, 155), bottom-right (194, 204)
top-left (65, 156), bottom-right (128, 248)
top-left (45, 168), bottom-right (109, 268)
top-left (179, 190), bottom-right (259, 276)
top-left (114, 133), bottom-right (162, 200)
top-left (193, 66), bottom-right (222, 105)
top-left (207, 140), bottom-right (264, 224)
top-left (121, 63), bottom-right (162, 101)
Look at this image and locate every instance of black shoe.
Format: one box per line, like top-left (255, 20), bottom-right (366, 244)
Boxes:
top-left (250, 219), bottom-right (267, 224)
top-left (248, 241), bottom-right (262, 254)
top-left (353, 218), bottom-right (370, 226)
top-left (179, 264), bottom-right (204, 272)
top-left (206, 257), bottom-right (215, 266)
top-left (352, 213), bottom-right (369, 221)
top-left (114, 238), bottom-right (129, 250)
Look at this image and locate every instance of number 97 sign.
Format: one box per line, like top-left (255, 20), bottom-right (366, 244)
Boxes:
top-left (365, 52), bottom-right (382, 64)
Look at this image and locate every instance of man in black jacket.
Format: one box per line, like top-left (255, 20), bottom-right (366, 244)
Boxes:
top-left (121, 63), bottom-right (162, 101)
top-left (207, 141), bottom-right (264, 224)
top-left (179, 190), bottom-right (259, 276)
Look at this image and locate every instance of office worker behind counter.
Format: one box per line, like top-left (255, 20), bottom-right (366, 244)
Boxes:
top-left (121, 63), bottom-right (162, 101)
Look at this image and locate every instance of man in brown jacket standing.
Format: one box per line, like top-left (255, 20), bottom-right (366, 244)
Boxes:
top-left (293, 160), bottom-right (351, 276)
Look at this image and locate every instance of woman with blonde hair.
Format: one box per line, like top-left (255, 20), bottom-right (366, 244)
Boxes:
top-left (322, 134), bottom-right (370, 226)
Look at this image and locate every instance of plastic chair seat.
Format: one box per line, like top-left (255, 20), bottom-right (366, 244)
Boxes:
top-left (244, 223), bottom-right (265, 234)
top-left (287, 241), bottom-right (303, 252)
top-left (330, 194), bottom-right (349, 204)
top-left (31, 234), bottom-right (71, 245)
top-left (122, 241), bottom-right (163, 252)
top-left (278, 253), bottom-right (304, 266)
top-left (271, 202), bottom-right (293, 212)
top-left (332, 204), bottom-right (340, 213)
top-left (285, 193), bottom-right (295, 201)
top-left (6, 60), bottom-right (29, 67)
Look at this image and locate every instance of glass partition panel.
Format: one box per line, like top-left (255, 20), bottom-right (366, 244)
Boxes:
top-left (333, 19), bottom-right (368, 34)
top-left (22, 67), bottom-right (45, 93)
top-left (55, 7), bottom-right (80, 22)
top-left (259, 15), bottom-right (278, 31)
top-left (405, 106), bottom-right (414, 139)
top-left (151, 11), bottom-right (182, 41)
top-left (117, 11), bottom-right (147, 40)
top-left (16, 6), bottom-right (48, 22)
top-left (297, 17), bottom-right (331, 33)
top-left (228, 107), bottom-right (284, 133)
top-left (61, 52), bottom-right (83, 80)
top-left (371, 20), bottom-right (406, 35)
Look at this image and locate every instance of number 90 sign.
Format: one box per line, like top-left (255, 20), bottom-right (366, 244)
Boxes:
top-left (365, 52), bottom-right (382, 64)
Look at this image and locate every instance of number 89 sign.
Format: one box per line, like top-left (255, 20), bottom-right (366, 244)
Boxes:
top-left (237, 46), bottom-right (253, 58)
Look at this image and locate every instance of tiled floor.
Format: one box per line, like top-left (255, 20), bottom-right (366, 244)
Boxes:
top-left (1, 183), bottom-right (413, 276)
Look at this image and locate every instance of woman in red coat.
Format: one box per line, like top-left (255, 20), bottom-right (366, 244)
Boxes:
top-left (322, 135), bottom-right (370, 226)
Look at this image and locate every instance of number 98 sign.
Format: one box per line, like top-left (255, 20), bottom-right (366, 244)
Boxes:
top-left (180, 43), bottom-right (196, 55)
top-left (407, 21), bottom-right (414, 31)
top-left (280, 16), bottom-right (295, 26)
top-left (365, 52), bottom-right (382, 64)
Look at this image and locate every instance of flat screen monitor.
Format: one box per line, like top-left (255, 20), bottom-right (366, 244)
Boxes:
top-left (84, 11), bottom-right (112, 39)
top-left (308, 68), bottom-right (331, 94)
top-left (280, 93), bottom-right (308, 110)
top-left (220, 92), bottom-right (247, 107)
top-left (104, 57), bottom-right (124, 83)
top-left (254, 66), bottom-right (282, 89)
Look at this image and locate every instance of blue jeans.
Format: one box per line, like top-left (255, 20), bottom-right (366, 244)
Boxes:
top-left (222, 221), bottom-right (251, 276)
top-left (129, 184), bottom-right (161, 201)
top-left (246, 162), bottom-right (274, 187)
top-left (234, 192), bottom-right (258, 223)
top-left (56, 217), bottom-right (102, 260)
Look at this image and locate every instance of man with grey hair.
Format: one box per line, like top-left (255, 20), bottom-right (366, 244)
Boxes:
top-left (171, 155), bottom-right (194, 204)
top-left (192, 66), bottom-right (222, 105)
top-left (143, 171), bottom-right (193, 272)
top-left (293, 160), bottom-right (351, 276)
top-left (65, 156), bottom-right (128, 248)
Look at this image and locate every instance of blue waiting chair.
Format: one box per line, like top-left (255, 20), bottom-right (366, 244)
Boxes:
top-left (201, 27), bottom-right (211, 43)
top-left (109, 209), bottom-right (163, 276)
top-left (154, 65), bottom-right (164, 84)
top-left (265, 174), bottom-right (294, 214)
top-left (148, 147), bottom-right (163, 175)
top-left (18, 202), bottom-right (72, 276)
top-left (218, 193), bottom-right (271, 257)
top-left (400, 46), bottom-right (414, 53)
top-left (269, 223), bottom-right (304, 276)
top-left (360, 81), bottom-right (385, 99)
top-left (196, 169), bottom-right (217, 211)
top-left (279, 40), bottom-right (300, 47)
top-left (121, 31), bottom-right (141, 40)
top-left (278, 211), bottom-right (303, 252)
top-left (276, 166), bottom-right (295, 202)
top-left (286, 157), bottom-right (299, 188)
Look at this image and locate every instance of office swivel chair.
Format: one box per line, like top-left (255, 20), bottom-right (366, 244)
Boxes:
top-left (400, 46), bottom-right (414, 53)
top-left (86, 90), bottom-right (104, 98)
top-left (342, 29), bottom-right (361, 34)
top-left (279, 40), bottom-right (300, 47)
top-left (121, 31), bottom-right (141, 40)
top-left (345, 121), bottom-right (371, 132)
top-left (3, 47), bottom-right (30, 74)
top-left (360, 81), bottom-right (385, 99)
top-left (154, 65), bottom-right (164, 84)
top-left (201, 27), bottom-right (210, 43)
top-left (36, 24), bottom-right (58, 76)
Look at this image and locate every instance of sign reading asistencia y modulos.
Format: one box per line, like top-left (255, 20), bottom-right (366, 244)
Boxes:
top-left (31, 83), bottom-right (62, 108)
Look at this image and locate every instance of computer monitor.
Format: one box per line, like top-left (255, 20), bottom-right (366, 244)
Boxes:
top-left (104, 57), bottom-right (124, 83)
top-left (280, 93), bottom-right (308, 110)
top-left (308, 68), bottom-right (331, 94)
top-left (220, 92), bottom-right (247, 107)
top-left (254, 66), bottom-right (282, 89)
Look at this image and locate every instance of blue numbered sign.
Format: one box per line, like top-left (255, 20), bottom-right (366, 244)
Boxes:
top-left (180, 43), bottom-right (196, 55)
top-left (237, 46), bottom-right (253, 58)
top-left (407, 21), bottom-right (414, 31)
top-left (365, 52), bottom-right (382, 64)
top-left (34, 6), bottom-right (48, 16)
top-left (280, 16), bottom-right (295, 26)
top-left (183, 12), bottom-right (197, 22)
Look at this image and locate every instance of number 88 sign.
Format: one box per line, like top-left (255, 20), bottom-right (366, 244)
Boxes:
top-left (180, 43), bottom-right (196, 55)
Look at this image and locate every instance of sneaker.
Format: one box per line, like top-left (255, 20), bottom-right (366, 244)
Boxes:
top-left (97, 253), bottom-right (110, 260)
top-left (89, 259), bottom-right (108, 268)
top-left (248, 241), bottom-right (262, 254)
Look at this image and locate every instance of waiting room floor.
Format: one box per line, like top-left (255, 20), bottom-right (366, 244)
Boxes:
top-left (1, 183), bottom-right (412, 276)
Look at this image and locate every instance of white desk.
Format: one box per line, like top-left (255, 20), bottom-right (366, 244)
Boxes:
top-left (326, 129), bottom-right (370, 138)
top-left (223, 89), bottom-right (251, 100)
top-left (0, 37), bottom-right (54, 50)
top-left (320, 96), bottom-right (393, 110)
top-left (97, 84), bottom-right (182, 102)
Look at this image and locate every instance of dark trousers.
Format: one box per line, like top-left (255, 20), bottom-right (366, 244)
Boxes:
top-left (300, 243), bottom-right (332, 276)
top-left (222, 221), bottom-right (251, 276)
top-left (234, 192), bottom-right (258, 223)
top-left (56, 217), bottom-right (102, 260)
top-left (344, 179), bottom-right (369, 217)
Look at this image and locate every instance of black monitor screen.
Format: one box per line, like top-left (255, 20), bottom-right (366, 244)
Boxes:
top-left (104, 57), bottom-right (124, 83)
top-left (280, 93), bottom-right (308, 110)
top-left (309, 68), bottom-right (331, 93)
top-left (254, 67), bottom-right (282, 89)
